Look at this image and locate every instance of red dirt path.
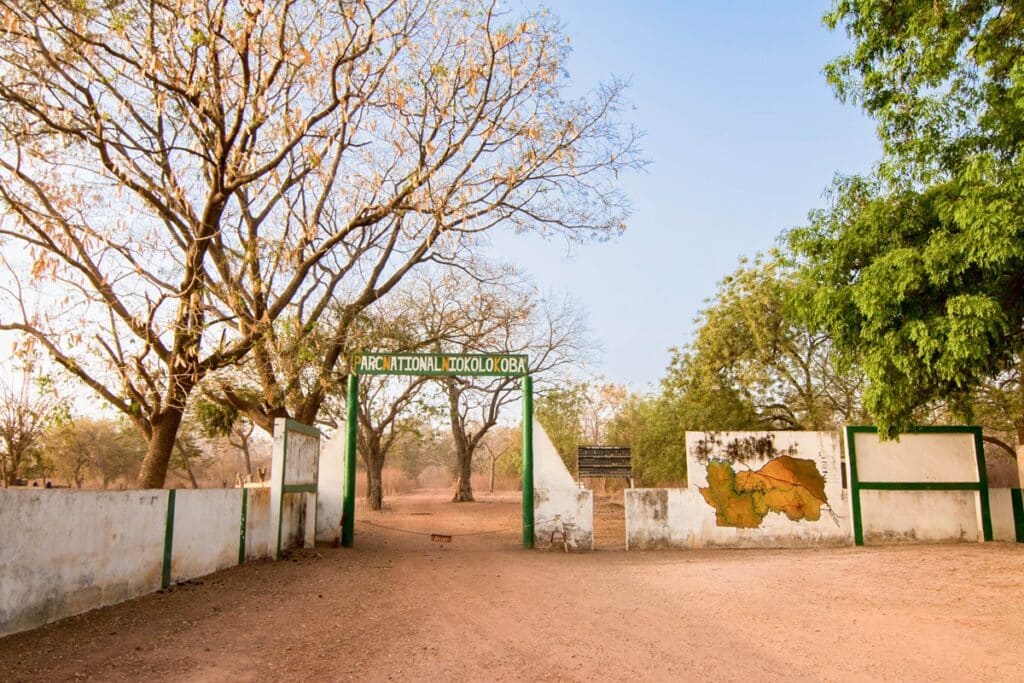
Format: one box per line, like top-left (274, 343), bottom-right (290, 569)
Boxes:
top-left (1, 487), bottom-right (1022, 681)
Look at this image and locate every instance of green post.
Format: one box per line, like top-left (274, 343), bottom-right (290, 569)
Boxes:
top-left (522, 374), bottom-right (534, 549)
top-left (341, 373), bottom-right (359, 547)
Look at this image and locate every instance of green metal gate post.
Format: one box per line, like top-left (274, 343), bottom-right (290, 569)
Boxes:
top-left (341, 373), bottom-right (359, 547)
top-left (522, 374), bottom-right (534, 549)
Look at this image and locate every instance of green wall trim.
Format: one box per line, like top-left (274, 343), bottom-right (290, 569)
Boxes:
top-left (845, 425), bottom-right (992, 545)
top-left (858, 482), bottom-right (983, 491)
top-left (161, 489), bottom-right (176, 589)
top-left (972, 429), bottom-right (993, 542)
top-left (341, 373), bottom-right (359, 548)
top-left (846, 425), bottom-right (982, 435)
top-left (845, 426), bottom-right (864, 546)
top-left (238, 488), bottom-right (248, 565)
top-left (1011, 489), bottom-right (1024, 544)
top-left (522, 374), bottom-right (534, 549)
top-left (283, 483), bottom-right (317, 494)
top-left (283, 418), bottom-right (322, 438)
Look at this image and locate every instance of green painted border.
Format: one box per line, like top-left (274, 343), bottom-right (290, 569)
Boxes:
top-left (522, 374), bottom-right (534, 549)
top-left (846, 424), bottom-right (981, 434)
top-left (341, 374), bottom-right (359, 547)
top-left (275, 419), bottom-right (321, 557)
top-left (238, 487), bottom-right (248, 565)
top-left (859, 482), bottom-right (983, 491)
top-left (846, 425), bottom-right (992, 545)
top-left (283, 418), bottom-right (321, 438)
top-left (1011, 489), bottom-right (1024, 543)
top-left (972, 428), bottom-right (993, 541)
top-left (845, 426), bottom-right (864, 546)
top-left (161, 489), bottom-right (176, 589)
top-left (283, 483), bottom-right (317, 494)
top-left (275, 426), bottom-right (288, 558)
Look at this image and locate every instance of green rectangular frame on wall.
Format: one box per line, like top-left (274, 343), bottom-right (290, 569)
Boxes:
top-left (845, 425), bottom-right (993, 546)
top-left (272, 417), bottom-right (321, 559)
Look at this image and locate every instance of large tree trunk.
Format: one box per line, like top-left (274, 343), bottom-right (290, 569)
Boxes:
top-left (452, 444), bottom-right (475, 502)
top-left (363, 447), bottom-right (385, 511)
top-left (136, 409), bottom-right (184, 488)
top-left (489, 458), bottom-right (496, 493)
top-left (447, 381), bottom-right (475, 502)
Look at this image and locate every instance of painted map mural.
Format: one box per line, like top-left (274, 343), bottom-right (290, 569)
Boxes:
top-left (698, 456), bottom-right (828, 528)
top-left (688, 432), bottom-right (839, 530)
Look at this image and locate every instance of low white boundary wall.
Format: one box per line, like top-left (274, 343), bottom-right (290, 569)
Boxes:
top-left (0, 486), bottom-right (303, 638)
top-left (1, 420), bottom-right (319, 639)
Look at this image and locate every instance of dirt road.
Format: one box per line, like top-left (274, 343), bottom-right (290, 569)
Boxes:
top-left (2, 488), bottom-right (1022, 681)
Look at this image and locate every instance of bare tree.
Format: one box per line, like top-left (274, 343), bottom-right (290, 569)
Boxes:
top-left (0, 0), bottom-right (439, 486)
top-left (200, 1), bottom-right (644, 436)
top-left (356, 376), bottom-right (430, 510)
top-left (479, 426), bottom-right (517, 493)
top-left (320, 265), bottom-right (525, 510)
top-left (446, 293), bottom-right (591, 502)
top-left (0, 1), bottom-right (640, 489)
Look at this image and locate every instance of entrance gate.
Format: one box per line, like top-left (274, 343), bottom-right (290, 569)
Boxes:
top-left (340, 352), bottom-right (535, 548)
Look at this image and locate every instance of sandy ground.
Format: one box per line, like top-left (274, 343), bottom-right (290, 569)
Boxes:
top-left (2, 487), bottom-right (1023, 682)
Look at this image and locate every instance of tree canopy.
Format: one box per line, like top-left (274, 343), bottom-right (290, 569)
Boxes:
top-left (0, 0), bottom-right (641, 487)
top-left (786, 1), bottom-right (1024, 446)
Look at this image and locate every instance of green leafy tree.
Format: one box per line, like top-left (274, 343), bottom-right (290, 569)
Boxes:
top-left (786, 2), bottom-right (1024, 472)
top-left (687, 256), bottom-right (865, 430)
top-left (42, 417), bottom-right (145, 488)
top-left (535, 383), bottom-right (590, 474)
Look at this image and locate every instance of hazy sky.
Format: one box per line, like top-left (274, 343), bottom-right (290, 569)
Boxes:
top-left (487, 1), bottom-right (881, 390)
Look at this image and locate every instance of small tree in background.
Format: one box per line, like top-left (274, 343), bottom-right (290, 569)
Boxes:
top-left (0, 369), bottom-right (68, 486)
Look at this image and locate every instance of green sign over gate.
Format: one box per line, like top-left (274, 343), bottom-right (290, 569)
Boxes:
top-left (352, 352), bottom-right (529, 377)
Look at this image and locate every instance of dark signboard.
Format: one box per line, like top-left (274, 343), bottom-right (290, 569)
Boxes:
top-left (577, 446), bottom-right (632, 479)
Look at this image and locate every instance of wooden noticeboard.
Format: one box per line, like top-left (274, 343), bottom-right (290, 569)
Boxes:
top-left (577, 446), bottom-right (632, 479)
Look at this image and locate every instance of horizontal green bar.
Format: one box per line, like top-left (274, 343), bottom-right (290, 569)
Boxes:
top-left (283, 483), bottom-right (317, 493)
top-left (858, 481), bottom-right (982, 491)
top-left (846, 425), bottom-right (981, 435)
top-left (352, 351), bottom-right (529, 377)
top-left (283, 418), bottom-right (322, 438)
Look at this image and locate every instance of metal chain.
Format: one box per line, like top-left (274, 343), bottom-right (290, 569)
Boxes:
top-left (355, 516), bottom-right (565, 538)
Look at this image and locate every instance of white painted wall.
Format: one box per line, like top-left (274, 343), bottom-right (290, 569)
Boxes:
top-left (988, 489), bottom-right (1017, 542)
top-left (851, 430), bottom-right (987, 544)
top-left (244, 486), bottom-right (272, 560)
top-left (626, 431), bottom-right (852, 549)
top-left (316, 429), bottom-right (345, 543)
top-left (170, 489), bottom-right (243, 583)
top-left (626, 488), bottom-right (853, 550)
top-left (533, 418), bottom-right (593, 550)
top-left (0, 486), bottom-right (286, 639)
top-left (859, 489), bottom-right (982, 543)
top-left (852, 431), bottom-right (979, 483)
top-left (0, 490), bottom-right (168, 637)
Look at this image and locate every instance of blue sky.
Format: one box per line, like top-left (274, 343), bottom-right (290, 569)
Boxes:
top-left (489, 1), bottom-right (881, 390)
